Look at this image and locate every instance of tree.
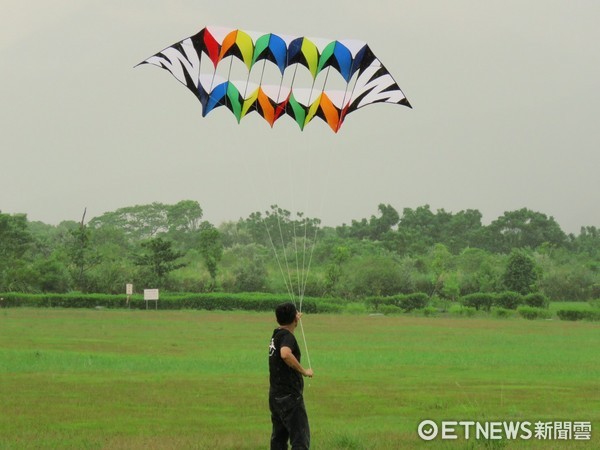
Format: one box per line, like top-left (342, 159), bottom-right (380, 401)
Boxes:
top-left (444, 209), bottom-right (484, 253)
top-left (368, 204), bottom-right (400, 240)
top-left (455, 248), bottom-right (502, 294)
top-left (502, 250), bottom-right (538, 294)
top-left (136, 237), bottom-right (186, 288)
top-left (570, 226), bottom-right (600, 258)
top-left (338, 204), bottom-right (399, 241)
top-left (0, 212), bottom-right (32, 291)
top-left (239, 205), bottom-right (320, 248)
top-left (347, 256), bottom-right (404, 297)
top-left (484, 208), bottom-right (567, 253)
top-left (89, 202), bottom-right (171, 240)
top-left (232, 256), bottom-right (268, 292)
top-left (67, 209), bottom-right (101, 292)
top-left (167, 200), bottom-right (203, 233)
top-left (198, 222), bottom-right (223, 290)
top-left (218, 221), bottom-right (253, 248)
top-left (324, 246), bottom-right (350, 294)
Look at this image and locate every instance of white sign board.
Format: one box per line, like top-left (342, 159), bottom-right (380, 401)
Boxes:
top-left (144, 289), bottom-right (159, 301)
top-left (143, 289), bottom-right (159, 309)
top-left (126, 284), bottom-right (133, 295)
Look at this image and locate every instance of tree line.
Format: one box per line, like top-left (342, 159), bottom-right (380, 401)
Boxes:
top-left (0, 200), bottom-right (598, 301)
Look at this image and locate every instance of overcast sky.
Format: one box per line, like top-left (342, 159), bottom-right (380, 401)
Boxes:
top-left (1, 1), bottom-right (599, 234)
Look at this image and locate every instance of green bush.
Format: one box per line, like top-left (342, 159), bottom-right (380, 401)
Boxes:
top-left (379, 305), bottom-right (402, 315)
top-left (316, 302), bottom-right (344, 314)
top-left (344, 302), bottom-right (368, 315)
top-left (0, 292), bottom-right (320, 313)
top-left (365, 293), bottom-right (428, 312)
top-left (460, 293), bottom-right (495, 311)
top-left (523, 293), bottom-right (550, 309)
top-left (492, 307), bottom-right (513, 319)
top-left (422, 306), bottom-right (437, 317)
top-left (495, 291), bottom-right (523, 310)
top-left (365, 296), bottom-right (395, 310)
top-left (517, 306), bottom-right (552, 320)
top-left (399, 293), bottom-right (429, 311)
top-left (556, 309), bottom-right (600, 321)
top-left (449, 305), bottom-right (477, 317)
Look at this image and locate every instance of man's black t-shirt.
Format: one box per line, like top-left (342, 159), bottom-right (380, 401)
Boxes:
top-left (269, 328), bottom-right (303, 397)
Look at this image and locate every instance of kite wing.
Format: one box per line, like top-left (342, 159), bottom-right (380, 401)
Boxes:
top-left (139, 26), bottom-right (411, 132)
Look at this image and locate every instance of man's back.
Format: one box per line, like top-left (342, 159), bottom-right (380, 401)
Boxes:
top-left (269, 327), bottom-right (303, 397)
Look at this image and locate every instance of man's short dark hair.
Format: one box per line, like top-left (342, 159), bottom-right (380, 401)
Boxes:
top-left (275, 302), bottom-right (297, 325)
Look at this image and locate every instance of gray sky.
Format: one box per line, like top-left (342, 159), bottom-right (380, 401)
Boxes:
top-left (1, 0), bottom-right (599, 234)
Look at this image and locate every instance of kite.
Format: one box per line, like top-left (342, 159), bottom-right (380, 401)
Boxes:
top-left (139, 25), bottom-right (411, 132)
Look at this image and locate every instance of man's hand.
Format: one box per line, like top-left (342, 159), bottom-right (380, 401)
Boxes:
top-left (281, 346), bottom-right (313, 378)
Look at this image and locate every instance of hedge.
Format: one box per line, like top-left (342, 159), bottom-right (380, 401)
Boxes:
top-left (366, 293), bottom-right (429, 312)
top-left (495, 291), bottom-right (523, 310)
top-left (0, 292), bottom-right (323, 313)
top-left (523, 293), bottom-right (550, 309)
top-left (556, 309), bottom-right (600, 321)
top-left (460, 293), bottom-right (495, 311)
top-left (517, 306), bottom-right (552, 320)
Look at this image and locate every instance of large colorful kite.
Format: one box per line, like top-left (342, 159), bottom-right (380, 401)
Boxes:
top-left (139, 26), bottom-right (411, 132)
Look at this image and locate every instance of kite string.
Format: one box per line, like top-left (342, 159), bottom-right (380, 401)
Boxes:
top-left (300, 129), bottom-right (338, 307)
top-left (297, 66), bottom-right (333, 310)
top-left (298, 317), bottom-right (312, 371)
top-left (220, 56), bottom-right (234, 112)
top-left (239, 155), bottom-right (297, 305)
top-left (264, 217), bottom-right (296, 305)
top-left (340, 63), bottom-right (363, 125)
top-left (274, 207), bottom-right (297, 304)
top-left (284, 142), bottom-right (304, 310)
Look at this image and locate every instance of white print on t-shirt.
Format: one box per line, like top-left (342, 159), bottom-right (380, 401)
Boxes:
top-left (269, 338), bottom-right (276, 357)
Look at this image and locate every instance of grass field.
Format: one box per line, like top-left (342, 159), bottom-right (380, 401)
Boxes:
top-left (0, 308), bottom-right (598, 449)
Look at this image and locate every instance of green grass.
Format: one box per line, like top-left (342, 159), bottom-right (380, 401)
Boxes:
top-left (0, 308), bottom-right (598, 449)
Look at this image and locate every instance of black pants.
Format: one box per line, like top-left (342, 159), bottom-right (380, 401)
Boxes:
top-left (269, 393), bottom-right (310, 450)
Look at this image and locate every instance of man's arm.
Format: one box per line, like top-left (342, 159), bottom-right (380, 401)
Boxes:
top-left (280, 346), bottom-right (314, 377)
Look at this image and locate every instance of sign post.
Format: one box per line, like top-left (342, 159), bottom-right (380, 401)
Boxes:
top-left (144, 289), bottom-right (159, 310)
top-left (126, 283), bottom-right (133, 307)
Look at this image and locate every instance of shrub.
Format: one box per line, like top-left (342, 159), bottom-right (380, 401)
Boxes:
top-left (344, 302), bottom-right (368, 315)
top-left (379, 305), bottom-right (402, 315)
top-left (556, 309), bottom-right (600, 321)
top-left (231, 260), bottom-right (268, 292)
top-left (0, 292), bottom-right (320, 313)
top-left (365, 293), bottom-right (429, 312)
top-left (316, 302), bottom-right (343, 314)
top-left (517, 306), bottom-right (552, 320)
top-left (523, 293), bottom-right (549, 309)
top-left (449, 305), bottom-right (477, 317)
top-left (492, 307), bottom-right (513, 319)
top-left (460, 293), bottom-right (494, 311)
top-left (502, 250), bottom-right (538, 294)
top-left (399, 293), bottom-right (429, 311)
top-left (422, 306), bottom-right (437, 317)
top-left (556, 309), bottom-right (586, 321)
top-left (495, 291), bottom-right (523, 310)
top-left (348, 256), bottom-right (404, 297)
top-left (365, 296), bottom-right (396, 310)
top-left (587, 310), bottom-right (600, 321)
top-left (429, 296), bottom-right (451, 312)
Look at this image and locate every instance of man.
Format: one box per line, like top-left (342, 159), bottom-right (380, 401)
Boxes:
top-left (269, 302), bottom-right (314, 450)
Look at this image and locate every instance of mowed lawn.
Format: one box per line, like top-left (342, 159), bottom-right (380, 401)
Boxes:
top-left (0, 308), bottom-right (598, 449)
